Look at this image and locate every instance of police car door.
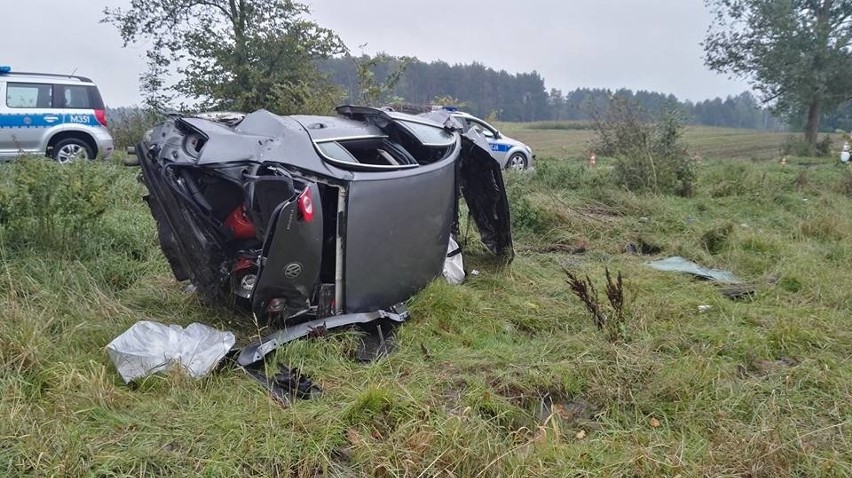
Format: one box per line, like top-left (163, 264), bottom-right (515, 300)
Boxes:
top-left (467, 118), bottom-right (507, 164)
top-left (57, 84), bottom-right (101, 132)
top-left (1, 81), bottom-right (55, 154)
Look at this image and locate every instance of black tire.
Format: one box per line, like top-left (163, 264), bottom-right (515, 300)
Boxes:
top-left (51, 138), bottom-right (95, 164)
top-left (506, 152), bottom-right (527, 171)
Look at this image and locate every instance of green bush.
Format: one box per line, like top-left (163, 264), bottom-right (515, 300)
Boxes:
top-left (591, 98), bottom-right (695, 196)
top-left (509, 194), bottom-right (557, 234)
top-left (0, 158), bottom-right (117, 254)
top-left (780, 134), bottom-right (833, 158)
top-left (107, 107), bottom-right (162, 149)
top-left (816, 134), bottom-right (833, 157)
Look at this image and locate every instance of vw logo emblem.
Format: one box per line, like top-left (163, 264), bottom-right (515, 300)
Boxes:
top-left (283, 262), bottom-right (303, 279)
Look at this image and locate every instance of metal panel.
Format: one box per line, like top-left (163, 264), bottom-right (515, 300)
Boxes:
top-left (343, 157), bottom-right (457, 313)
top-left (252, 183), bottom-right (324, 317)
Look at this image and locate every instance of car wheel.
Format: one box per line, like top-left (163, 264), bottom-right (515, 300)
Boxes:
top-left (507, 152), bottom-right (527, 171)
top-left (51, 138), bottom-right (94, 164)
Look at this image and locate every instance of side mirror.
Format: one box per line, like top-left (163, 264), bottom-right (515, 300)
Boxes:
top-left (493, 131), bottom-right (502, 140)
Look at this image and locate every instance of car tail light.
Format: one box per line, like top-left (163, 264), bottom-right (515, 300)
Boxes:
top-left (95, 109), bottom-right (108, 127)
top-left (297, 188), bottom-right (314, 222)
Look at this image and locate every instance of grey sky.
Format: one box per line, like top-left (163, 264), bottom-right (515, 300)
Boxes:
top-left (1, 0), bottom-right (750, 107)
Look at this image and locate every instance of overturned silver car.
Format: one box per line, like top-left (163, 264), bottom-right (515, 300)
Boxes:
top-left (135, 106), bottom-right (512, 364)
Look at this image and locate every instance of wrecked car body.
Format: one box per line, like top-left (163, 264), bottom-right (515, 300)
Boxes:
top-left (135, 106), bottom-right (512, 364)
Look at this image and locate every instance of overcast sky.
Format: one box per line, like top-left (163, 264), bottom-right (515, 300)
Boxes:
top-left (0, 0), bottom-right (751, 107)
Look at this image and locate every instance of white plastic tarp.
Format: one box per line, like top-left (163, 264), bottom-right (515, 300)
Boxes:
top-left (442, 237), bottom-right (465, 285)
top-left (107, 321), bottom-right (236, 383)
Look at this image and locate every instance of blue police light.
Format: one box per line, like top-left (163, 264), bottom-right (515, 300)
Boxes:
top-left (442, 106), bottom-right (459, 112)
top-left (0, 66), bottom-right (11, 75)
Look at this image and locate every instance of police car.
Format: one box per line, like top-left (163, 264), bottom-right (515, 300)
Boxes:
top-left (440, 108), bottom-right (534, 171)
top-left (0, 66), bottom-right (114, 162)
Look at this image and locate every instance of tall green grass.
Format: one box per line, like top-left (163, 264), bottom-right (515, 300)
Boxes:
top-left (1, 154), bottom-right (850, 476)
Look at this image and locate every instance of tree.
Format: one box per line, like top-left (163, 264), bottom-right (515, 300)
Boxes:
top-left (103, 0), bottom-right (345, 113)
top-left (351, 53), bottom-right (412, 106)
top-left (704, 0), bottom-right (852, 145)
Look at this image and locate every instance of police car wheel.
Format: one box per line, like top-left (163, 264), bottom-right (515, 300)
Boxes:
top-left (507, 153), bottom-right (527, 171)
top-left (52, 139), bottom-right (93, 164)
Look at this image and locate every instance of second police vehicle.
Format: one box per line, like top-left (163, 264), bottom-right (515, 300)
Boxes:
top-left (0, 66), bottom-right (113, 162)
top-left (439, 107), bottom-right (534, 171)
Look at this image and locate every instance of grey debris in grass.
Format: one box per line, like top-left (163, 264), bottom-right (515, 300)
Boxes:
top-left (647, 256), bottom-right (742, 284)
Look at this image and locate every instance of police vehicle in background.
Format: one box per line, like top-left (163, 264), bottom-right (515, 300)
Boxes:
top-left (438, 107), bottom-right (534, 171)
top-left (0, 66), bottom-right (113, 162)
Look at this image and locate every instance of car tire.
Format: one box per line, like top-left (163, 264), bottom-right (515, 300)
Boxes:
top-left (51, 138), bottom-right (94, 164)
top-left (507, 152), bottom-right (527, 171)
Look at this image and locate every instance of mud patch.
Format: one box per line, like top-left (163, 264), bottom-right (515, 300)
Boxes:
top-left (738, 356), bottom-right (798, 378)
top-left (626, 238), bottom-right (662, 255)
top-left (536, 393), bottom-right (601, 430)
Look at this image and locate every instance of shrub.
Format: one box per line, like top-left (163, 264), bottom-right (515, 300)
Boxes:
top-left (591, 97), bottom-right (695, 196)
top-left (0, 158), bottom-right (116, 254)
top-left (107, 107), bottom-right (163, 149)
top-left (780, 134), bottom-right (833, 158)
top-left (816, 134), bottom-right (833, 157)
top-left (509, 194), bottom-right (557, 234)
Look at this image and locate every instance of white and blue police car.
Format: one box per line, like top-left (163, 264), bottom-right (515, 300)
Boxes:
top-left (0, 66), bottom-right (114, 163)
top-left (439, 107), bottom-right (534, 171)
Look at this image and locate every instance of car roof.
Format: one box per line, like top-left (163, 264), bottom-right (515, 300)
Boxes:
top-left (0, 71), bottom-right (95, 85)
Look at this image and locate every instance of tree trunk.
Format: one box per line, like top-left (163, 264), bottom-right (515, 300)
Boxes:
top-left (804, 0), bottom-right (831, 146)
top-left (805, 100), bottom-right (822, 145)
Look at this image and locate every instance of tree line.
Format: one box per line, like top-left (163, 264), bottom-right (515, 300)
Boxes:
top-left (104, 0), bottom-right (852, 142)
top-left (318, 56), bottom-right (786, 130)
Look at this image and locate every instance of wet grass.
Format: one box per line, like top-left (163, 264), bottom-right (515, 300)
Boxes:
top-left (1, 150), bottom-right (851, 476)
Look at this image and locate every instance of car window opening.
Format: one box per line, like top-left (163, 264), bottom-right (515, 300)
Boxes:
top-left (317, 137), bottom-right (423, 170)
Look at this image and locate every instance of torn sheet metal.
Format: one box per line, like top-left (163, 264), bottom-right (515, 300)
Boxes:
top-left (647, 256), bottom-right (742, 284)
top-left (237, 304), bottom-right (409, 365)
top-left (107, 321), bottom-right (236, 383)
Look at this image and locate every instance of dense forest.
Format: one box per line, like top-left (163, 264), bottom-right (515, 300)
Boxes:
top-left (319, 55), bottom-right (852, 131)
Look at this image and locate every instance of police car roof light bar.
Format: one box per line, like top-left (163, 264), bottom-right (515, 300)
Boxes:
top-left (0, 66), bottom-right (11, 75)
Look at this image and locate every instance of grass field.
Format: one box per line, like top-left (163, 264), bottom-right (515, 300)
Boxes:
top-left (495, 122), bottom-right (802, 161)
top-left (1, 130), bottom-right (851, 476)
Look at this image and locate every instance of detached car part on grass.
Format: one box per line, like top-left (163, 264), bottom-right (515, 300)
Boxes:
top-left (135, 106), bottom-right (512, 365)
